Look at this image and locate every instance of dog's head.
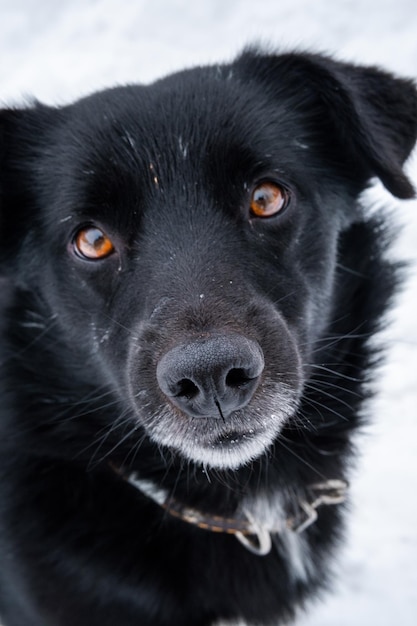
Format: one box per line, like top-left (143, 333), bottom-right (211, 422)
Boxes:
top-left (1, 50), bottom-right (416, 469)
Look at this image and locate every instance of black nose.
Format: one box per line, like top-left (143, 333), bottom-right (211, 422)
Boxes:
top-left (156, 333), bottom-right (264, 419)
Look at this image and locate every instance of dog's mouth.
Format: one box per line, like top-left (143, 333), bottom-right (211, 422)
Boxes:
top-left (210, 428), bottom-right (258, 447)
top-left (200, 426), bottom-right (271, 467)
top-left (136, 381), bottom-right (299, 470)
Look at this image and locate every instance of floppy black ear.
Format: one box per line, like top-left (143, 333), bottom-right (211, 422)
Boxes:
top-left (1, 109), bottom-right (28, 256)
top-left (235, 49), bottom-right (417, 199)
top-left (0, 104), bottom-right (54, 256)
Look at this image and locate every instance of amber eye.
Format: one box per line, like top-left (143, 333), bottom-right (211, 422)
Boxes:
top-left (73, 226), bottom-right (115, 260)
top-left (250, 182), bottom-right (289, 218)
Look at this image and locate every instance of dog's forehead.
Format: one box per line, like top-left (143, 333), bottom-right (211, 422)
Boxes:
top-left (70, 65), bottom-right (304, 167)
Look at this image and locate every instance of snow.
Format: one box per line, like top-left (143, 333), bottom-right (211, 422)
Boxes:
top-left (1, 0), bottom-right (416, 623)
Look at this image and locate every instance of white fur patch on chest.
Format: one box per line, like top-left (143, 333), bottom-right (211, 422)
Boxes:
top-left (240, 492), bottom-right (315, 584)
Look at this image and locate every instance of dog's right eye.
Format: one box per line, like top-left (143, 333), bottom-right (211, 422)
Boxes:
top-left (250, 182), bottom-right (290, 218)
top-left (73, 226), bottom-right (115, 260)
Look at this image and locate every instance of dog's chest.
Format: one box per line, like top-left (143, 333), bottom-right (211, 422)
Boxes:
top-left (241, 493), bottom-right (315, 583)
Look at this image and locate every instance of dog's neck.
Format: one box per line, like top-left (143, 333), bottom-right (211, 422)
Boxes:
top-left (109, 463), bottom-right (348, 556)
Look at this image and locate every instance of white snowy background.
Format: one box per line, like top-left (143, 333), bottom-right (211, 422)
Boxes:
top-left (1, 0), bottom-right (416, 624)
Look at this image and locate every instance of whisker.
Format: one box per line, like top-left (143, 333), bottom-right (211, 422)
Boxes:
top-left (304, 383), bottom-right (357, 412)
top-left (86, 417), bottom-right (139, 470)
top-left (307, 378), bottom-right (364, 399)
top-left (7, 314), bottom-right (59, 362)
top-left (307, 363), bottom-right (362, 383)
top-left (300, 396), bottom-right (350, 423)
top-left (274, 437), bottom-right (327, 480)
top-left (97, 311), bottom-right (139, 338)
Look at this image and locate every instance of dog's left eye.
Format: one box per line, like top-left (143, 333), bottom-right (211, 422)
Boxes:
top-left (73, 226), bottom-right (115, 260)
top-left (250, 182), bottom-right (289, 218)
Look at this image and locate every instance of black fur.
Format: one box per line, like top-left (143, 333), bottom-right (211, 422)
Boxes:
top-left (0, 48), bottom-right (416, 626)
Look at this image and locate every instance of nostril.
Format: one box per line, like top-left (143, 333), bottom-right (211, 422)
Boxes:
top-left (225, 368), bottom-right (253, 389)
top-left (174, 379), bottom-right (199, 399)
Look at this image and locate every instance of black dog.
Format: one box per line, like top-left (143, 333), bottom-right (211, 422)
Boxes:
top-left (0, 48), bottom-right (416, 626)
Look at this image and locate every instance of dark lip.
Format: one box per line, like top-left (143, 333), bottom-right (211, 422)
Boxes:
top-left (210, 429), bottom-right (259, 447)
